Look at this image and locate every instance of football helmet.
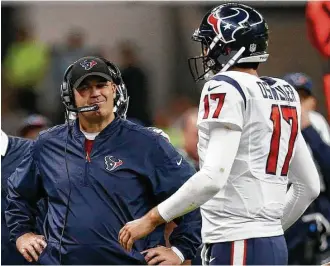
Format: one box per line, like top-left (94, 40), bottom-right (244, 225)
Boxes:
top-left (188, 2), bottom-right (269, 81)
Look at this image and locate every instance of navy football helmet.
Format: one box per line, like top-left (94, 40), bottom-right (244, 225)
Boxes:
top-left (188, 3), bottom-right (269, 81)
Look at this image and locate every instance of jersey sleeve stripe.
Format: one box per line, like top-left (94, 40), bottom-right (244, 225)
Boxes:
top-left (211, 75), bottom-right (247, 109)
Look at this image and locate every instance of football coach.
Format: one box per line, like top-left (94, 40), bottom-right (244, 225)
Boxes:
top-left (6, 56), bottom-right (201, 265)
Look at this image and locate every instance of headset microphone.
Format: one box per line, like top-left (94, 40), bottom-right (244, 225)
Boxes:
top-left (66, 104), bottom-right (99, 113)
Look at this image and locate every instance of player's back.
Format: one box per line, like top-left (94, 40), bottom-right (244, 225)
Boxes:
top-left (197, 71), bottom-right (301, 243)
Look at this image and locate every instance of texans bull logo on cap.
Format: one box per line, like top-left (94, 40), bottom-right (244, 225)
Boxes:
top-left (80, 59), bottom-right (98, 71)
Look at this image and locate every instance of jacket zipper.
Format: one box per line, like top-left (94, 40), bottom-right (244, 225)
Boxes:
top-left (83, 159), bottom-right (89, 186)
top-left (83, 140), bottom-right (94, 186)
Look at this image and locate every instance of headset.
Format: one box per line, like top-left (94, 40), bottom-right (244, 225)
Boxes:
top-left (58, 57), bottom-right (129, 264)
top-left (60, 56), bottom-right (129, 117)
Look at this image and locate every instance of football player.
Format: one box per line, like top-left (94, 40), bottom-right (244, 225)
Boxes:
top-left (119, 3), bottom-right (320, 265)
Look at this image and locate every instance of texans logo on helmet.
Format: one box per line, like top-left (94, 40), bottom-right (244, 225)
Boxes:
top-left (104, 156), bottom-right (123, 172)
top-left (207, 7), bottom-right (263, 44)
top-left (80, 59), bottom-right (98, 70)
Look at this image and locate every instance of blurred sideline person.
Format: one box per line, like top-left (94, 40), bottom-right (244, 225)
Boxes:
top-left (180, 108), bottom-right (203, 265)
top-left (284, 73), bottom-right (330, 142)
top-left (6, 56), bottom-right (201, 264)
top-left (164, 108), bottom-right (203, 265)
top-left (1, 130), bottom-right (33, 265)
top-left (284, 72), bottom-right (330, 264)
top-left (284, 73), bottom-right (330, 199)
top-left (118, 41), bottom-right (152, 126)
top-left (179, 108), bottom-right (199, 170)
top-left (119, 3), bottom-right (320, 265)
top-left (306, 0), bottom-right (330, 123)
top-left (3, 25), bottom-right (49, 114)
top-left (18, 114), bottom-right (51, 140)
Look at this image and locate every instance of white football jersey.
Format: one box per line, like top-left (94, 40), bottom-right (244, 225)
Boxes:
top-left (197, 71), bottom-right (301, 243)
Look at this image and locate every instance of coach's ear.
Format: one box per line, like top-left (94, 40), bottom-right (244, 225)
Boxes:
top-left (111, 82), bottom-right (116, 99)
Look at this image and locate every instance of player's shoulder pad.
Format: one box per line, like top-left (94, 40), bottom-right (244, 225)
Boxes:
top-left (205, 73), bottom-right (247, 109)
top-left (261, 76), bottom-right (300, 100)
top-left (260, 76), bottom-right (278, 86)
top-left (261, 76), bottom-right (292, 87)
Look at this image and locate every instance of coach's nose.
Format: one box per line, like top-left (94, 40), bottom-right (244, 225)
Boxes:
top-left (90, 86), bottom-right (101, 98)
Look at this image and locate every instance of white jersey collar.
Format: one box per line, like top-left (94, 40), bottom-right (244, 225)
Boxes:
top-left (80, 129), bottom-right (100, 140)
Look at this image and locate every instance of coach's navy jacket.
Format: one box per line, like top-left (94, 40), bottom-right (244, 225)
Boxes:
top-left (2, 136), bottom-right (33, 265)
top-left (6, 117), bottom-right (202, 265)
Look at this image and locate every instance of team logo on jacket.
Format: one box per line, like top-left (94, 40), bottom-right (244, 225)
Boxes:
top-left (80, 59), bottom-right (98, 70)
top-left (104, 156), bottom-right (123, 172)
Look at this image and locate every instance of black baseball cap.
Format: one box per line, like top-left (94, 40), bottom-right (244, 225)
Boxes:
top-left (69, 56), bottom-right (115, 89)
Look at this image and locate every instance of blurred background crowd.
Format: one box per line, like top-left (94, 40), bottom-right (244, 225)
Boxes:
top-left (1, 0), bottom-right (330, 265)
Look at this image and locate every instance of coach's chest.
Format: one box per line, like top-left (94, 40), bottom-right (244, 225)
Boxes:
top-left (40, 138), bottom-right (149, 199)
top-left (85, 151), bottom-right (146, 188)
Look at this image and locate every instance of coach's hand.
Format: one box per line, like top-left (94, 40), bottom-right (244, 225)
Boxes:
top-left (119, 207), bottom-right (166, 252)
top-left (142, 246), bottom-right (182, 265)
top-left (16, 232), bottom-right (47, 262)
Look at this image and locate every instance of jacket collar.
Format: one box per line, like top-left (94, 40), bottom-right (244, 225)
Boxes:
top-left (71, 115), bottom-right (122, 140)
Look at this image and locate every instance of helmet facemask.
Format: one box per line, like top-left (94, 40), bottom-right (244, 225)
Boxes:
top-left (188, 32), bottom-right (219, 82)
top-left (188, 31), bottom-right (246, 82)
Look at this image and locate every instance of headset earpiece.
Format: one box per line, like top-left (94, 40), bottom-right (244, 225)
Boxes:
top-left (60, 64), bottom-right (74, 109)
top-left (100, 58), bottom-right (122, 86)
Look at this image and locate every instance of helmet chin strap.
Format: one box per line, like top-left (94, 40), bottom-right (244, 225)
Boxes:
top-left (220, 47), bottom-right (246, 72)
top-left (203, 46), bottom-right (246, 81)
